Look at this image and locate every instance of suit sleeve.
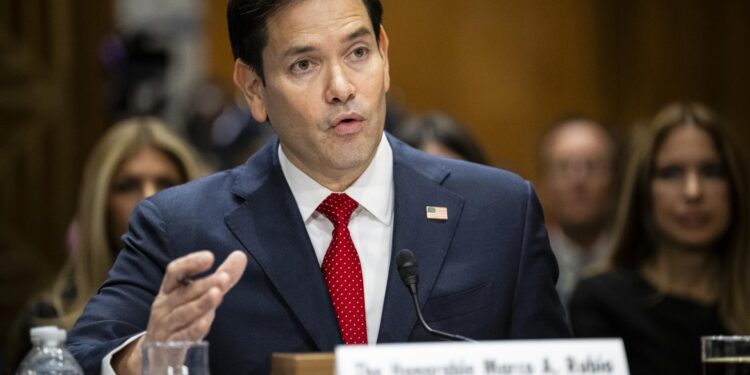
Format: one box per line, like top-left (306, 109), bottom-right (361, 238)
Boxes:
top-left (508, 182), bottom-right (572, 338)
top-left (67, 199), bottom-right (172, 374)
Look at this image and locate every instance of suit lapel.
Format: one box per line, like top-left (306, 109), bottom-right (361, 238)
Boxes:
top-left (377, 139), bottom-right (465, 343)
top-left (223, 136), bottom-right (464, 347)
top-left (224, 141), bottom-right (341, 351)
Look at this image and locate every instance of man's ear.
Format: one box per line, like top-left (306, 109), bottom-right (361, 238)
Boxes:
top-left (233, 59), bottom-right (268, 123)
top-left (379, 25), bottom-right (390, 92)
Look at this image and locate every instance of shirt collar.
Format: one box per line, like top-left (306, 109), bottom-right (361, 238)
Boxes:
top-left (550, 226), bottom-right (612, 260)
top-left (278, 133), bottom-right (393, 225)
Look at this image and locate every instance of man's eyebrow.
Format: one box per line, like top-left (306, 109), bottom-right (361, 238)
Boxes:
top-left (281, 27), bottom-right (373, 59)
top-left (344, 27), bottom-right (372, 43)
top-left (283, 45), bottom-right (315, 59)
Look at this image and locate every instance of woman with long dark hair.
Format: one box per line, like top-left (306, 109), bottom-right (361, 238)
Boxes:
top-left (569, 102), bottom-right (750, 374)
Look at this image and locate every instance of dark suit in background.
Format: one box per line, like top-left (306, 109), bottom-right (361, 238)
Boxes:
top-left (68, 135), bottom-right (569, 374)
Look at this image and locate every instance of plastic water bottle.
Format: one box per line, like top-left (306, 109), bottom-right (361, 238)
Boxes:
top-left (16, 326), bottom-right (83, 375)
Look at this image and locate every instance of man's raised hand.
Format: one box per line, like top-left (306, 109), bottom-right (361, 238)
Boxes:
top-left (146, 250), bottom-right (247, 342)
top-left (113, 250), bottom-right (248, 374)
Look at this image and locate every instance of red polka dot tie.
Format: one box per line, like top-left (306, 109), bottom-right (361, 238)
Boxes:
top-left (317, 193), bottom-right (368, 344)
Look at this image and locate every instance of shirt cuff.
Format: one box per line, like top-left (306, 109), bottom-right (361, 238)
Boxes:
top-left (100, 331), bottom-right (146, 375)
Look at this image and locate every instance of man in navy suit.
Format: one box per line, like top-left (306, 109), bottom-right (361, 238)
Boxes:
top-left (67, 0), bottom-right (570, 373)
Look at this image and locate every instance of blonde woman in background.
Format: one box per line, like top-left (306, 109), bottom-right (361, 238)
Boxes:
top-left (9, 117), bottom-right (202, 368)
top-left (569, 102), bottom-right (750, 375)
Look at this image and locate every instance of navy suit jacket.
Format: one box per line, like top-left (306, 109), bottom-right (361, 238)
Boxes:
top-left (68, 134), bottom-right (569, 374)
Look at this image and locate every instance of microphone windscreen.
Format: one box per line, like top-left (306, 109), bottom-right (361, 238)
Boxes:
top-left (396, 249), bottom-right (418, 286)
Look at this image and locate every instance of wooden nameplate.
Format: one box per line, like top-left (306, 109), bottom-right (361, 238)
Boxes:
top-left (271, 352), bottom-right (335, 375)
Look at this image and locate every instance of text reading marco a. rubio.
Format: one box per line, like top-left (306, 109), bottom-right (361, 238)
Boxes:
top-left (354, 355), bottom-right (617, 375)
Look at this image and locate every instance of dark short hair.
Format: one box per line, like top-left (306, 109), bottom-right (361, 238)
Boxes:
top-left (394, 112), bottom-right (487, 165)
top-left (227, 0), bottom-right (383, 83)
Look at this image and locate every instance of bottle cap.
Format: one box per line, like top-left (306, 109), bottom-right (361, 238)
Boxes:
top-left (30, 326), bottom-right (67, 345)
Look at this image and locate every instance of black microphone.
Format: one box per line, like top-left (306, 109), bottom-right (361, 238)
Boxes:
top-left (396, 249), bottom-right (476, 343)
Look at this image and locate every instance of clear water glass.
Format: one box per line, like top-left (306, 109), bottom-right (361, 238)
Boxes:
top-left (141, 341), bottom-right (209, 375)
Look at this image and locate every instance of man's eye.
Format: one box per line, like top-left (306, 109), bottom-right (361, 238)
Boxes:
top-left (352, 47), bottom-right (368, 59)
top-left (291, 59), bottom-right (312, 73)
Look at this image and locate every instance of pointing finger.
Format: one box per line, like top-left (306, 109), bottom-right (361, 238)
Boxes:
top-left (161, 251), bottom-right (215, 294)
top-left (215, 250), bottom-right (248, 292)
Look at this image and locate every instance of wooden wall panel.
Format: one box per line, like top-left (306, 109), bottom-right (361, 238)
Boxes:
top-left (207, 0), bottom-right (235, 93)
top-left (0, 0), bottom-right (111, 364)
top-left (382, 0), bottom-right (605, 176)
top-left (596, 0), bottom-right (750, 144)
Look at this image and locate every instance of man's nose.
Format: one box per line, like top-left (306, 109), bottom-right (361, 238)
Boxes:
top-left (325, 63), bottom-right (355, 104)
top-left (571, 163), bottom-right (590, 180)
top-left (560, 160), bottom-right (592, 181)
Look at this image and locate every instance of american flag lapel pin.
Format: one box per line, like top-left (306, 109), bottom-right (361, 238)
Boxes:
top-left (426, 206), bottom-right (448, 221)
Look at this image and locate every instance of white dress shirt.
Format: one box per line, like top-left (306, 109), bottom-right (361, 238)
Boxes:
top-left (549, 226), bottom-right (612, 305)
top-left (101, 134), bottom-right (394, 373)
top-left (279, 133), bottom-right (394, 344)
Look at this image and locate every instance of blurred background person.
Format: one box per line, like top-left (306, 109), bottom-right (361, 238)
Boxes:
top-left (394, 112), bottom-right (487, 164)
top-left (537, 117), bottom-right (621, 305)
top-left (7, 117), bottom-right (203, 369)
top-left (569, 102), bottom-right (750, 375)
top-left (184, 80), bottom-right (274, 171)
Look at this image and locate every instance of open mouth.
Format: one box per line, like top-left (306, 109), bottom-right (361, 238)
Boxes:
top-left (333, 114), bottom-right (363, 136)
top-left (333, 112), bottom-right (364, 126)
top-left (330, 113), bottom-right (364, 135)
